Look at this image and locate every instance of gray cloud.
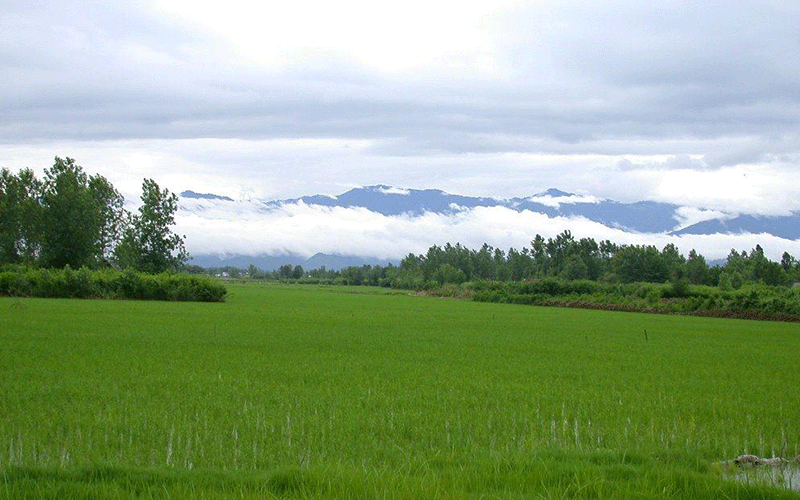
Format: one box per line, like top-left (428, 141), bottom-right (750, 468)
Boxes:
top-left (2, 0), bottom-right (799, 236)
top-left (2, 0), bottom-right (798, 162)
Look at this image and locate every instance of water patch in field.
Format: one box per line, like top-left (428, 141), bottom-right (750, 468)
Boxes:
top-left (730, 465), bottom-right (800, 491)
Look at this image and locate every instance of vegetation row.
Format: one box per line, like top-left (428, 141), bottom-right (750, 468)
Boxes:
top-left (1, 157), bottom-right (230, 301)
top-left (206, 231), bottom-right (800, 290)
top-left (0, 266), bottom-right (226, 302)
top-left (202, 231), bottom-right (800, 320)
top-left (467, 279), bottom-right (800, 321)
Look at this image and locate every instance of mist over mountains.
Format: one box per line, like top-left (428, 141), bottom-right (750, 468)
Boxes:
top-left (179, 186), bottom-right (800, 270)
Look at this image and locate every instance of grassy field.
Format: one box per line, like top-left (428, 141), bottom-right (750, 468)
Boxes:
top-left (2, 283), bottom-right (799, 499)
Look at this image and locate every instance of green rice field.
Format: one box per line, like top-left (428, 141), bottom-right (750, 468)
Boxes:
top-left (1, 283), bottom-right (799, 499)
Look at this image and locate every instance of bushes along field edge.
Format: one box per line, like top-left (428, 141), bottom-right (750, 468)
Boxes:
top-left (0, 266), bottom-right (227, 302)
top-left (465, 278), bottom-right (800, 321)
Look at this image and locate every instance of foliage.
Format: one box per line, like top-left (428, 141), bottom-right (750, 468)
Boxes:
top-left (114, 179), bottom-right (188, 273)
top-left (470, 279), bottom-right (800, 320)
top-left (0, 168), bottom-right (42, 265)
top-left (39, 157), bottom-right (126, 268)
top-left (89, 173), bottom-right (126, 261)
top-left (0, 266), bottom-right (226, 301)
top-left (433, 262), bottom-right (466, 284)
top-left (1, 158), bottom-right (189, 275)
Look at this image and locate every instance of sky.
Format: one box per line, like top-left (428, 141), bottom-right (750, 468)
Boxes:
top-left (2, 0), bottom-right (799, 260)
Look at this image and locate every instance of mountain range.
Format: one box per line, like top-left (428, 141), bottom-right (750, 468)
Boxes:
top-left (258, 186), bottom-right (683, 233)
top-left (180, 186), bottom-right (800, 270)
top-left (186, 251), bottom-right (394, 272)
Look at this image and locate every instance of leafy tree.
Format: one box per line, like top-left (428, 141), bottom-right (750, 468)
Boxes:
top-left (661, 243), bottom-right (686, 280)
top-left (308, 265), bottom-right (334, 280)
top-left (115, 179), bottom-right (187, 273)
top-left (506, 247), bottom-right (533, 281)
top-left (2, 159), bottom-right (124, 268)
top-left (545, 230), bottom-right (576, 276)
top-left (780, 252), bottom-right (795, 272)
top-left (340, 265), bottom-right (366, 285)
top-left (0, 168), bottom-right (42, 264)
top-left (40, 157), bottom-right (121, 269)
top-left (473, 243), bottom-right (495, 280)
top-left (705, 264), bottom-right (722, 287)
top-left (724, 249), bottom-right (749, 276)
top-left (719, 270), bottom-right (743, 290)
top-left (530, 234), bottom-right (547, 276)
top-left (598, 239), bottom-right (618, 260)
top-left (291, 265), bottom-right (304, 280)
top-left (434, 263), bottom-right (466, 284)
top-left (278, 264), bottom-right (293, 280)
top-left (576, 237), bottom-right (602, 280)
top-left (613, 245), bottom-right (669, 283)
top-left (184, 264), bottom-right (207, 275)
top-left (493, 247), bottom-right (511, 281)
top-left (685, 249), bottom-right (710, 285)
top-left (399, 253), bottom-right (422, 273)
top-left (89, 174), bottom-right (125, 263)
top-left (560, 254), bottom-right (588, 280)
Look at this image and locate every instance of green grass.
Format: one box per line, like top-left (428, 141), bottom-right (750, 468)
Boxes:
top-left (2, 283), bottom-right (799, 498)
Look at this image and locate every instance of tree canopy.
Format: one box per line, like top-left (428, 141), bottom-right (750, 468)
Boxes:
top-left (222, 232), bottom-right (800, 291)
top-left (115, 179), bottom-right (188, 273)
top-left (0, 157), bottom-right (187, 273)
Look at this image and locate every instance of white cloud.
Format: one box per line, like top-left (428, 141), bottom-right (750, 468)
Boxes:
top-left (375, 186), bottom-right (410, 196)
top-left (529, 194), bottom-right (603, 209)
top-left (673, 207), bottom-right (730, 230)
top-left (152, 0), bottom-right (514, 73)
top-left (176, 201), bottom-right (800, 263)
top-left (652, 164), bottom-right (799, 216)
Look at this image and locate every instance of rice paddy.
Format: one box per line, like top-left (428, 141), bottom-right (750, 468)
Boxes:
top-left (1, 283), bottom-right (799, 499)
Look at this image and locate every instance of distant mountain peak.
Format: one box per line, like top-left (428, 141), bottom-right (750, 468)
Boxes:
top-left (535, 188), bottom-right (575, 197)
top-left (671, 211), bottom-right (800, 240)
top-left (181, 190), bottom-right (233, 201)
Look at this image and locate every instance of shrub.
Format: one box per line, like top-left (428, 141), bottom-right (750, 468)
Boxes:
top-left (0, 268), bottom-right (226, 302)
top-left (469, 277), bottom-right (800, 321)
top-left (0, 271), bottom-right (29, 296)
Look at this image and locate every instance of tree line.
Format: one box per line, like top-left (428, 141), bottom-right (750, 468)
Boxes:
top-left (0, 157), bottom-right (187, 273)
top-left (210, 231), bottom-right (800, 290)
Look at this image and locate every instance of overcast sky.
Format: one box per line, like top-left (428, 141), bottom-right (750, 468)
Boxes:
top-left (2, 0), bottom-right (799, 259)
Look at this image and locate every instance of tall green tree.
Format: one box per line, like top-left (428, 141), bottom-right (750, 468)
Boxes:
top-left (40, 157), bottom-right (123, 268)
top-left (473, 243), bottom-right (495, 280)
top-left (278, 264), bottom-right (293, 280)
top-left (685, 249), bottom-right (710, 285)
top-left (89, 174), bottom-right (126, 263)
top-left (613, 245), bottom-right (669, 283)
top-left (506, 247), bottom-right (533, 281)
top-left (661, 243), bottom-right (686, 278)
top-left (115, 179), bottom-right (187, 273)
top-left (0, 168), bottom-right (43, 265)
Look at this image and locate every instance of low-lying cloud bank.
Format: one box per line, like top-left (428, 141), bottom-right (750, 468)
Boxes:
top-left (176, 199), bottom-right (800, 263)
